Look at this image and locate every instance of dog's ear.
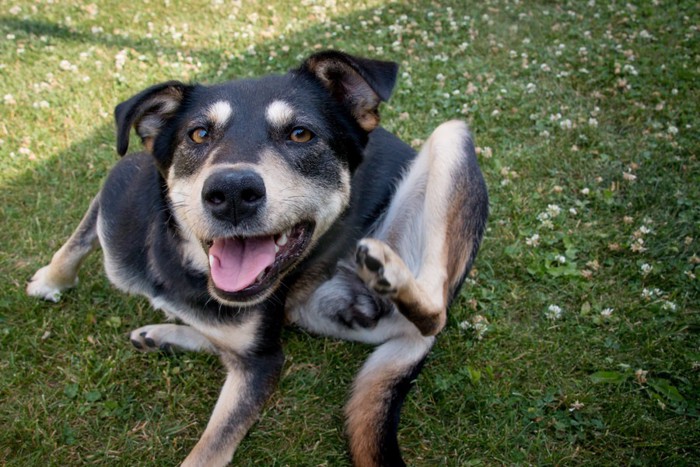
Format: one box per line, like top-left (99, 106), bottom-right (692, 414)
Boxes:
top-left (114, 81), bottom-right (190, 156)
top-left (300, 51), bottom-right (399, 132)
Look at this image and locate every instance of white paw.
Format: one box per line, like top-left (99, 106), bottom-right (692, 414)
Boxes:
top-left (355, 239), bottom-right (408, 296)
top-left (129, 324), bottom-right (174, 352)
top-left (26, 266), bottom-right (78, 302)
top-left (129, 324), bottom-right (215, 353)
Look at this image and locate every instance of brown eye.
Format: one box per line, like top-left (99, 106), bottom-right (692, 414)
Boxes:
top-left (289, 127), bottom-right (314, 143)
top-left (190, 127), bottom-right (209, 144)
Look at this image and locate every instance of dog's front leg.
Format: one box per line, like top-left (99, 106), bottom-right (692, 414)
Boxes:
top-left (182, 348), bottom-right (284, 467)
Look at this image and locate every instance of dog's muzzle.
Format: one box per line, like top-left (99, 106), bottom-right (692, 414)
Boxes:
top-left (202, 169), bottom-right (266, 225)
top-left (200, 168), bottom-right (315, 302)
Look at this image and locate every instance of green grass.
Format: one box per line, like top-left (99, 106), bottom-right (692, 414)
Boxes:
top-left (1, 0), bottom-right (699, 465)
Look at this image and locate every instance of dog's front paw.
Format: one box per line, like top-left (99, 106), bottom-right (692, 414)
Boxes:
top-left (129, 324), bottom-right (177, 353)
top-left (129, 324), bottom-right (216, 354)
top-left (26, 265), bottom-right (78, 302)
top-left (355, 239), bottom-right (409, 297)
top-left (331, 283), bottom-right (392, 329)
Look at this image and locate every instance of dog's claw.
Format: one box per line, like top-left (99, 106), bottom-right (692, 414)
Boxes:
top-left (130, 339), bottom-right (144, 350)
top-left (355, 244), bottom-right (384, 273)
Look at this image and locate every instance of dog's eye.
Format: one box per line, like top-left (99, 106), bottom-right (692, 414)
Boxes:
top-left (190, 128), bottom-right (209, 144)
top-left (289, 127), bottom-right (314, 143)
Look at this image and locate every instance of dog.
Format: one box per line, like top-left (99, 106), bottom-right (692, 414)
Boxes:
top-left (27, 50), bottom-right (488, 466)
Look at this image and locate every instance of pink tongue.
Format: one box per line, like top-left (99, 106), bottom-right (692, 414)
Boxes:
top-left (209, 236), bottom-right (276, 292)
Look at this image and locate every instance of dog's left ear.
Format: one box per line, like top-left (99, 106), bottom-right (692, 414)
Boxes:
top-left (300, 50), bottom-right (399, 132)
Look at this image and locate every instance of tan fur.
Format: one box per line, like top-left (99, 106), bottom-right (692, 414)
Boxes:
top-left (345, 365), bottom-right (403, 466)
top-left (26, 197), bottom-right (100, 302)
top-left (181, 365), bottom-right (250, 467)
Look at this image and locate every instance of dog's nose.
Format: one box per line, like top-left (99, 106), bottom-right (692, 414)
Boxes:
top-left (202, 170), bottom-right (266, 224)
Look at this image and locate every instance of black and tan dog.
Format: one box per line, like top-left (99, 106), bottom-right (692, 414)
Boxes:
top-left (27, 51), bottom-right (488, 466)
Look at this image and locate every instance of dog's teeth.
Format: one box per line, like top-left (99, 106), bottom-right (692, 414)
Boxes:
top-left (274, 244), bottom-right (280, 254)
top-left (209, 254), bottom-right (215, 267)
top-left (276, 232), bottom-right (288, 246)
top-left (256, 270), bottom-right (265, 282)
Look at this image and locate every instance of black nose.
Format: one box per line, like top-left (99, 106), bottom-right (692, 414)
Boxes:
top-left (202, 169), bottom-right (266, 224)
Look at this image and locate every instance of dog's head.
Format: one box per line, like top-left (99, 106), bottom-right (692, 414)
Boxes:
top-left (114, 51), bottom-right (398, 306)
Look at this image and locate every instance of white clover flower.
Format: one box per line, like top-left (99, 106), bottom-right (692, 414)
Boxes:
top-left (600, 308), bottom-right (614, 318)
top-left (545, 304), bottom-right (563, 320)
top-left (3, 94), bottom-right (16, 105)
top-left (667, 125), bottom-right (679, 135)
top-left (661, 301), bottom-right (677, 312)
top-left (560, 119), bottom-right (573, 130)
top-left (569, 400), bottom-right (585, 412)
top-left (641, 263), bottom-right (652, 275)
top-left (459, 315), bottom-right (490, 340)
top-left (547, 204), bottom-right (562, 217)
top-left (525, 234), bottom-right (540, 247)
top-left (581, 187), bottom-right (590, 195)
top-left (588, 117), bottom-right (599, 127)
top-left (555, 255), bottom-right (566, 264)
top-left (631, 238), bottom-right (646, 253)
top-left (569, 208), bottom-right (578, 216)
top-left (623, 64), bottom-right (638, 76)
top-left (114, 49), bottom-right (129, 70)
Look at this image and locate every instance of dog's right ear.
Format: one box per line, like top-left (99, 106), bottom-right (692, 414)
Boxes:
top-left (115, 81), bottom-right (190, 156)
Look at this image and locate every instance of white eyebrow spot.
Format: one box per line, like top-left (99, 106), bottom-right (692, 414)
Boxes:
top-left (265, 100), bottom-right (295, 128)
top-left (207, 101), bottom-right (233, 128)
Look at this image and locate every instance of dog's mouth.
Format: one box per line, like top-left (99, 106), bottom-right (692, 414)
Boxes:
top-left (206, 222), bottom-right (314, 301)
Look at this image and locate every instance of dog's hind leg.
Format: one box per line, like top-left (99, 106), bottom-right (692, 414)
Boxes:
top-left (346, 120), bottom-right (488, 466)
top-left (356, 120), bottom-right (488, 337)
top-left (27, 197), bottom-right (101, 302)
top-left (345, 334), bottom-right (433, 467)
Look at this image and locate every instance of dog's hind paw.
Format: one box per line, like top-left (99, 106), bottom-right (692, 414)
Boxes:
top-left (26, 265), bottom-right (78, 302)
top-left (355, 239), bottom-right (410, 297)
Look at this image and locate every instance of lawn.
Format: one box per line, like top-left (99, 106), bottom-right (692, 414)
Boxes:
top-left (1, 0), bottom-right (698, 465)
